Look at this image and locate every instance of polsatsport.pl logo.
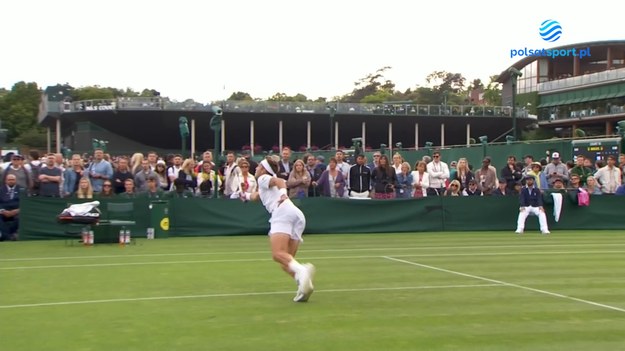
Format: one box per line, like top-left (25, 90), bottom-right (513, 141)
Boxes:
top-left (509, 19), bottom-right (592, 59)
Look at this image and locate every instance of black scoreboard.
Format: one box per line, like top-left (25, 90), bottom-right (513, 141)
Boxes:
top-left (572, 137), bottom-right (621, 161)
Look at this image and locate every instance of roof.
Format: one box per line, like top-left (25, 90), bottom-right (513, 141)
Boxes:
top-left (496, 40), bottom-right (625, 83)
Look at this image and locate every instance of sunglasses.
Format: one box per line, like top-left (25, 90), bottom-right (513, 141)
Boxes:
top-left (103, 184), bottom-right (112, 187)
top-left (433, 155), bottom-right (440, 158)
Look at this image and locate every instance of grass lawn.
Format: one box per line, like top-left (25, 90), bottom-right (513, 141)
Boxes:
top-left (2, 230), bottom-right (625, 351)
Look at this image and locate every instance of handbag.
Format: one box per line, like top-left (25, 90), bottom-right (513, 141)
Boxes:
top-left (577, 188), bottom-right (590, 206)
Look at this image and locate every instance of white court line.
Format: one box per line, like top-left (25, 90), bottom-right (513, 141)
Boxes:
top-left (383, 256), bottom-right (625, 314)
top-left (4, 250), bottom-right (625, 270)
top-left (4, 242), bottom-right (625, 262)
top-left (0, 283), bottom-right (501, 309)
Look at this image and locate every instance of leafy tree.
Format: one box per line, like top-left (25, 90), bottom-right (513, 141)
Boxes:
top-left (0, 81), bottom-right (41, 142)
top-left (425, 71), bottom-right (466, 94)
top-left (228, 91), bottom-right (254, 101)
top-left (12, 128), bottom-right (47, 148)
top-left (483, 75), bottom-right (502, 106)
top-left (341, 66), bottom-right (395, 103)
top-left (267, 92), bottom-right (309, 102)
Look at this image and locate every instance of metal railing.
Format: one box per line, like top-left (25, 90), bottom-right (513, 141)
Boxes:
top-left (538, 67), bottom-right (625, 93)
top-left (47, 97), bottom-right (522, 118)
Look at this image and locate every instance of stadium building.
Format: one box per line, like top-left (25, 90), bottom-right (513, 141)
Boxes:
top-left (497, 40), bottom-right (625, 138)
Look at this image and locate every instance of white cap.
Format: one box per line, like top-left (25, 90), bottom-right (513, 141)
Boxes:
top-left (552, 152), bottom-right (560, 159)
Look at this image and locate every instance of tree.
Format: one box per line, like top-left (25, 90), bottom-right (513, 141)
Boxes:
top-left (228, 92), bottom-right (254, 101)
top-left (0, 81), bottom-right (41, 142)
top-left (341, 66), bottom-right (396, 103)
top-left (483, 75), bottom-right (502, 106)
top-left (425, 71), bottom-right (466, 94)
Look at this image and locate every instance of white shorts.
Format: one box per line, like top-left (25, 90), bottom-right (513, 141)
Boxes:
top-left (268, 200), bottom-right (306, 241)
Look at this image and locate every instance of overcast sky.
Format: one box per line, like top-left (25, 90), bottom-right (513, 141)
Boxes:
top-left (1, 0), bottom-right (623, 103)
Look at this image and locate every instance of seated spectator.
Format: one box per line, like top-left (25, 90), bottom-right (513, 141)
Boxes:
top-left (615, 184), bottom-right (625, 196)
top-left (96, 181), bottom-right (116, 198)
top-left (118, 178), bottom-right (139, 199)
top-left (0, 174), bottom-right (22, 241)
top-left (552, 178), bottom-right (566, 191)
top-left (584, 175), bottom-right (602, 195)
top-left (75, 177), bottom-right (94, 199)
top-left (444, 179), bottom-right (462, 196)
top-left (462, 179), bottom-right (483, 196)
top-left (287, 159), bottom-right (311, 199)
top-left (568, 174), bottom-right (582, 190)
top-left (492, 177), bottom-right (513, 196)
top-left (168, 178), bottom-right (195, 198)
top-left (395, 162), bottom-right (413, 199)
top-left (453, 158), bottom-right (474, 191)
top-left (141, 175), bottom-right (166, 199)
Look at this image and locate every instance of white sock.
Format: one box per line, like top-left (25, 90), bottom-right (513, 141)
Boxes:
top-left (288, 259), bottom-right (305, 277)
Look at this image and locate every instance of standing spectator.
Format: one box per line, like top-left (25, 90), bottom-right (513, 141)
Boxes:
top-left (0, 174), bottom-right (22, 241)
top-left (196, 161), bottom-right (221, 198)
top-left (334, 150), bottom-right (351, 179)
top-left (222, 151), bottom-right (240, 197)
top-left (166, 154), bottom-right (183, 190)
top-left (521, 154), bottom-right (535, 176)
top-left (391, 153), bottom-right (403, 174)
top-left (130, 152), bottom-right (145, 174)
top-left (146, 151), bottom-right (159, 171)
top-left (112, 156), bottom-right (134, 194)
top-left (232, 159), bottom-right (257, 200)
top-left (501, 155), bottom-right (523, 192)
top-left (63, 154), bottom-right (85, 197)
top-left (38, 154), bottom-right (62, 197)
top-left (287, 159), bottom-right (311, 199)
top-left (426, 151), bottom-right (450, 196)
top-left (570, 155), bottom-right (593, 186)
top-left (449, 160), bottom-right (458, 181)
top-left (25, 150), bottom-right (43, 195)
top-left (594, 155), bottom-right (622, 194)
top-left (154, 160), bottom-right (169, 190)
top-left (619, 153), bottom-right (625, 184)
top-left (543, 152), bottom-right (569, 188)
top-left (411, 161), bottom-right (430, 198)
top-left (178, 158), bottom-right (198, 193)
top-left (2, 154), bottom-right (31, 193)
top-left (87, 148), bottom-right (113, 193)
top-left (475, 157), bottom-right (498, 195)
top-left (371, 154), bottom-right (397, 199)
top-left (194, 150), bottom-right (214, 173)
top-left (316, 157), bottom-right (345, 198)
top-left (347, 154), bottom-right (372, 198)
top-left (135, 159), bottom-right (159, 192)
top-left (241, 150), bottom-right (258, 172)
top-left (395, 162), bottom-right (413, 198)
top-left (526, 162), bottom-right (548, 190)
top-left (515, 175), bottom-right (550, 235)
top-left (366, 151), bottom-right (381, 171)
top-left (453, 157), bottom-right (474, 191)
top-left (277, 147), bottom-right (293, 180)
top-left (305, 154), bottom-right (324, 197)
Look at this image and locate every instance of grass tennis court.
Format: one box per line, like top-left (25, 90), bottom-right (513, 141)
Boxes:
top-left (2, 231), bottom-right (625, 351)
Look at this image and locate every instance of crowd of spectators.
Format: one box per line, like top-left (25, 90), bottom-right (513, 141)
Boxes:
top-left (0, 146), bottom-right (623, 241)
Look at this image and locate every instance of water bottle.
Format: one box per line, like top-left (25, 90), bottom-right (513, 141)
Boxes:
top-left (124, 229), bottom-right (131, 244)
top-left (88, 230), bottom-right (94, 245)
top-left (119, 228), bottom-right (125, 246)
top-left (147, 227), bottom-right (155, 240)
top-left (81, 227), bottom-right (89, 246)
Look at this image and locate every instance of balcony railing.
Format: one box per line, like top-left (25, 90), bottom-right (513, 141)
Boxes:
top-left (538, 67), bottom-right (625, 93)
top-left (48, 97), bottom-right (523, 118)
